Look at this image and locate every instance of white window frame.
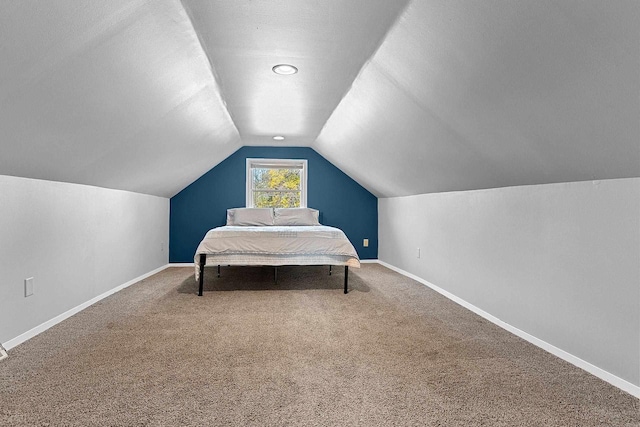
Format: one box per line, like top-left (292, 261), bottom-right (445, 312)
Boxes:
top-left (246, 158), bottom-right (308, 208)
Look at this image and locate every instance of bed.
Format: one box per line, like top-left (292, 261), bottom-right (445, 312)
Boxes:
top-left (194, 207), bottom-right (360, 296)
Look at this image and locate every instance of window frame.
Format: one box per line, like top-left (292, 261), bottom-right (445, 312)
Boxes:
top-left (245, 158), bottom-right (308, 208)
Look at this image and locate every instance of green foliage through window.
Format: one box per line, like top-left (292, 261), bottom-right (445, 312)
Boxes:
top-left (252, 168), bottom-right (301, 208)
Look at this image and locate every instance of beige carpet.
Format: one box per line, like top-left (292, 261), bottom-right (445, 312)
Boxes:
top-left (0, 264), bottom-right (637, 426)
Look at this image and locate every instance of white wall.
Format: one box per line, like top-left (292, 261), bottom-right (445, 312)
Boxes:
top-left (0, 175), bottom-right (169, 346)
top-left (379, 178), bottom-right (639, 389)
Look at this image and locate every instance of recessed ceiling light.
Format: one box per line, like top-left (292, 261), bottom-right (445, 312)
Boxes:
top-left (273, 135), bottom-right (285, 141)
top-left (272, 64), bottom-right (298, 75)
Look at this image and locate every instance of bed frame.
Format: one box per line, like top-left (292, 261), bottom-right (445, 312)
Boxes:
top-left (197, 254), bottom-right (349, 296)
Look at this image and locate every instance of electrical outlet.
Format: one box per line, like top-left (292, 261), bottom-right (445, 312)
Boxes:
top-left (417, 248), bottom-right (421, 258)
top-left (363, 239), bottom-right (369, 247)
top-left (24, 277), bottom-right (34, 297)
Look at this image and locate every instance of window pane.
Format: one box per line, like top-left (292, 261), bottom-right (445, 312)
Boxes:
top-left (252, 168), bottom-right (300, 191)
top-left (253, 191), bottom-right (301, 208)
top-left (252, 168), bottom-right (271, 190)
top-left (247, 158), bottom-right (307, 208)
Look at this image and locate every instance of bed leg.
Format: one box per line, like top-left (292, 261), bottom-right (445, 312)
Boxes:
top-left (217, 265), bottom-right (220, 278)
top-left (198, 254), bottom-right (206, 296)
top-left (344, 266), bottom-right (349, 294)
top-left (274, 266), bottom-right (278, 284)
top-left (329, 265), bottom-right (332, 275)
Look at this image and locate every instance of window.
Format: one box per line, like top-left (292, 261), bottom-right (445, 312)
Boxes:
top-left (246, 158), bottom-right (307, 208)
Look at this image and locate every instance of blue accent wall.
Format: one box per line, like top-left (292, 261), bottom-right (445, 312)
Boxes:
top-left (169, 146), bottom-right (378, 262)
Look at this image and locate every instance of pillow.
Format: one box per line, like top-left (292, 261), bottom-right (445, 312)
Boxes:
top-left (273, 208), bottom-right (320, 226)
top-left (226, 208), bottom-right (274, 226)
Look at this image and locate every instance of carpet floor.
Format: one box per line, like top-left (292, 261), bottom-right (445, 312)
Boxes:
top-left (0, 264), bottom-right (638, 426)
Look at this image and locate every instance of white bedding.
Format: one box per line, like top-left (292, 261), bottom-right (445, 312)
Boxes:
top-left (194, 225), bottom-right (360, 279)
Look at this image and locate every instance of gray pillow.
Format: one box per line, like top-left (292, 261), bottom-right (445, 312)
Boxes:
top-left (273, 208), bottom-right (320, 226)
top-left (226, 208), bottom-right (274, 226)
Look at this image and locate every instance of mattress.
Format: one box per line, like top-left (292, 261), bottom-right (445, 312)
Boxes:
top-left (194, 225), bottom-right (360, 279)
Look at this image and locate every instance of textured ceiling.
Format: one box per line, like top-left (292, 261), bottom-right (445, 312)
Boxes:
top-left (0, 0), bottom-right (240, 197)
top-left (0, 1), bottom-right (638, 198)
top-left (315, 0), bottom-right (640, 196)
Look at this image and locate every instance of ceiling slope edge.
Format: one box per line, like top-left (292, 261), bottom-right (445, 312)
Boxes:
top-left (312, 0), bottom-right (412, 143)
top-left (311, 1), bottom-right (414, 198)
top-left (179, 0), bottom-right (242, 139)
top-left (303, 0), bottom-right (413, 149)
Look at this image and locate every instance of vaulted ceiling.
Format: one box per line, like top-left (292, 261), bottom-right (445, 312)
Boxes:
top-left (1, 1), bottom-right (638, 198)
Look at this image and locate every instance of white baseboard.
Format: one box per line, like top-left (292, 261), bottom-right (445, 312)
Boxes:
top-left (2, 264), bottom-right (169, 351)
top-left (359, 259), bottom-right (378, 264)
top-left (375, 260), bottom-right (640, 399)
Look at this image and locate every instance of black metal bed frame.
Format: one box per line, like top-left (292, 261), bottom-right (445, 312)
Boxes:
top-left (197, 254), bottom-right (349, 296)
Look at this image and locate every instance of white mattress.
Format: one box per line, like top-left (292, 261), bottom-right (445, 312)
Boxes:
top-left (194, 225), bottom-right (360, 279)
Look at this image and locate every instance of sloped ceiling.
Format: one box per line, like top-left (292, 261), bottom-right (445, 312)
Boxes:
top-left (1, 1), bottom-right (638, 198)
top-left (0, 0), bottom-right (241, 197)
top-left (316, 0), bottom-right (640, 197)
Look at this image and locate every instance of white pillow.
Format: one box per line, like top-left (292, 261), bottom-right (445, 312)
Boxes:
top-left (273, 208), bottom-right (320, 226)
top-left (227, 208), bottom-right (274, 226)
